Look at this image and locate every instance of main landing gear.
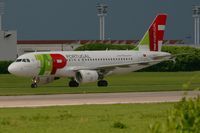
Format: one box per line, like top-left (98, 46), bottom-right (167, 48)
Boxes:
top-left (97, 80), bottom-right (108, 87)
top-left (31, 77), bottom-right (38, 88)
top-left (68, 79), bottom-right (108, 87)
top-left (97, 73), bottom-right (108, 87)
top-left (69, 80), bottom-right (79, 87)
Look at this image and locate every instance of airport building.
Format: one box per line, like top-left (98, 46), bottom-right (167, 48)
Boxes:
top-left (0, 30), bottom-right (17, 61)
top-left (0, 0), bottom-right (17, 61)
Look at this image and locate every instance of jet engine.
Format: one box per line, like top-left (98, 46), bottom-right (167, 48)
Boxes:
top-left (75, 70), bottom-right (99, 83)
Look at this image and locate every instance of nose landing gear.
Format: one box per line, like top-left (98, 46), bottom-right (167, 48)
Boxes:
top-left (31, 83), bottom-right (38, 88)
top-left (31, 77), bottom-right (39, 88)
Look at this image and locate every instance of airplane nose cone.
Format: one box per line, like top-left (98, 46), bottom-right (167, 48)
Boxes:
top-left (8, 63), bottom-right (16, 74)
top-left (8, 63), bottom-right (23, 76)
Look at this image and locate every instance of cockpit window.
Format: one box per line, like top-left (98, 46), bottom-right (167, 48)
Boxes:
top-left (15, 59), bottom-right (31, 63)
top-left (16, 59), bottom-right (22, 62)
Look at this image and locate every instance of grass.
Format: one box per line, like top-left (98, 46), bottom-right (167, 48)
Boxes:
top-left (0, 103), bottom-right (173, 133)
top-left (0, 72), bottom-right (200, 95)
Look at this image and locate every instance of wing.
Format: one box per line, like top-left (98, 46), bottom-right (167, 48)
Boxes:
top-left (67, 54), bottom-right (171, 74)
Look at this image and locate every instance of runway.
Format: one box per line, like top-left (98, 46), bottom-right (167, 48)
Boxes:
top-left (0, 91), bottom-right (199, 108)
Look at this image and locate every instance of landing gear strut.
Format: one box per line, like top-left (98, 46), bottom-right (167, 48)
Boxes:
top-left (97, 80), bottom-right (108, 87)
top-left (69, 80), bottom-right (79, 87)
top-left (97, 73), bottom-right (108, 87)
top-left (31, 77), bottom-right (39, 88)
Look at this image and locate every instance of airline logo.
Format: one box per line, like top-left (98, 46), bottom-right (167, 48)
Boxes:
top-left (138, 14), bottom-right (167, 52)
top-left (149, 14), bottom-right (167, 51)
top-left (35, 54), bottom-right (67, 75)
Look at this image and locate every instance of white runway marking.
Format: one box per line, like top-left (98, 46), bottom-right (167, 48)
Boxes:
top-left (0, 91), bottom-right (199, 108)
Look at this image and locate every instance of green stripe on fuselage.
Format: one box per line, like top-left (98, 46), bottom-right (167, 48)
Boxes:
top-left (43, 54), bottom-right (52, 75)
top-left (35, 54), bottom-right (53, 75)
top-left (35, 55), bottom-right (45, 75)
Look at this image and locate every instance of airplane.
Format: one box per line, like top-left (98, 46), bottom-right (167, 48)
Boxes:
top-left (8, 14), bottom-right (171, 88)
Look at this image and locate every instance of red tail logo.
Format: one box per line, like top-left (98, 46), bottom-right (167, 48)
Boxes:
top-left (149, 14), bottom-right (167, 51)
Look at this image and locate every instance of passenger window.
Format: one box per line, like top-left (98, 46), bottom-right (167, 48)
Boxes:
top-left (22, 59), bottom-right (26, 62)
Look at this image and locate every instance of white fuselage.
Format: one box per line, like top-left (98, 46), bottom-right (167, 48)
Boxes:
top-left (8, 50), bottom-right (171, 78)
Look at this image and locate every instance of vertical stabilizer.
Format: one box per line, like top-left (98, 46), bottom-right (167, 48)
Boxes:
top-left (137, 14), bottom-right (167, 51)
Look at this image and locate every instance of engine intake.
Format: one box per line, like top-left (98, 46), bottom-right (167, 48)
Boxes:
top-left (75, 70), bottom-right (99, 83)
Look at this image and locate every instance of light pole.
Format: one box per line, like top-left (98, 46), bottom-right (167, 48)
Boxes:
top-left (193, 5), bottom-right (200, 45)
top-left (96, 3), bottom-right (108, 40)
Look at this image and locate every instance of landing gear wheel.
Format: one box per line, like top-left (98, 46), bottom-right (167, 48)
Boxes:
top-left (31, 83), bottom-right (38, 88)
top-left (97, 80), bottom-right (108, 87)
top-left (69, 80), bottom-right (79, 87)
top-left (31, 77), bottom-right (39, 88)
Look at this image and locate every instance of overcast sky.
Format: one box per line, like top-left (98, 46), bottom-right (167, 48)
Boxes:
top-left (2, 0), bottom-right (200, 42)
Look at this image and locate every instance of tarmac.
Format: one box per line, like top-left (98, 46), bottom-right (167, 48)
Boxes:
top-left (0, 91), bottom-right (199, 108)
